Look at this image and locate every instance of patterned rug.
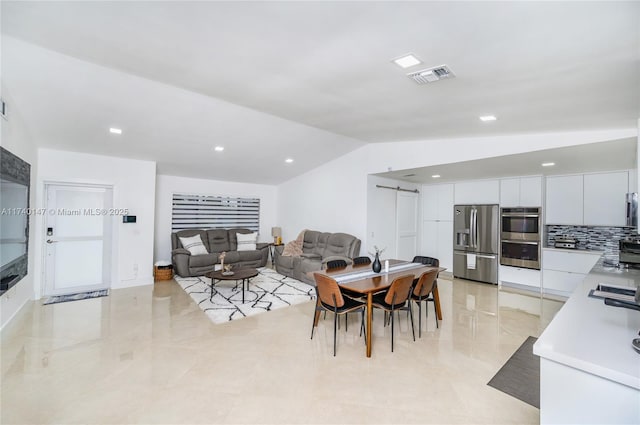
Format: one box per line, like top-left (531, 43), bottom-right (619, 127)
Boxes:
top-left (174, 268), bottom-right (314, 324)
top-left (43, 289), bottom-right (110, 305)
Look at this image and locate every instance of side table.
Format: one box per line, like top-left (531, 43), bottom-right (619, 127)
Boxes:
top-left (269, 243), bottom-right (284, 267)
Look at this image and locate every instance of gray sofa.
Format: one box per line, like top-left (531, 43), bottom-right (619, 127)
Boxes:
top-left (274, 230), bottom-right (361, 285)
top-left (171, 228), bottom-right (269, 277)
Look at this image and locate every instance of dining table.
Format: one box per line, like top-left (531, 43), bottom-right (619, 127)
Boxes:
top-left (311, 259), bottom-right (446, 357)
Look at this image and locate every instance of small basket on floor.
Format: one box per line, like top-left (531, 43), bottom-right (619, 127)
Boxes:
top-left (154, 265), bottom-right (174, 281)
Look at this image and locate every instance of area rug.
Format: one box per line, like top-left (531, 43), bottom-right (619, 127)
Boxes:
top-left (487, 336), bottom-right (540, 408)
top-left (174, 268), bottom-right (314, 324)
top-left (43, 289), bottom-right (110, 305)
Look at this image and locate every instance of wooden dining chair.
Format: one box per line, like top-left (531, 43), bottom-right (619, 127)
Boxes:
top-left (411, 269), bottom-right (439, 337)
top-left (412, 255), bottom-right (441, 320)
top-left (311, 273), bottom-right (366, 356)
top-left (371, 274), bottom-right (416, 352)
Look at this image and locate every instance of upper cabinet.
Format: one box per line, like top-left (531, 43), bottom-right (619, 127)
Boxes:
top-left (546, 175), bottom-right (584, 225)
top-left (454, 180), bottom-right (500, 205)
top-left (583, 171), bottom-right (628, 226)
top-left (520, 176), bottom-right (543, 206)
top-left (500, 176), bottom-right (542, 207)
top-left (422, 184), bottom-right (454, 221)
top-left (546, 171), bottom-right (630, 226)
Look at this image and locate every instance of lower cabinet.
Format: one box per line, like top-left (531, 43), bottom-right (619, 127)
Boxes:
top-left (542, 270), bottom-right (588, 296)
top-left (542, 249), bottom-right (601, 297)
top-left (499, 265), bottom-right (541, 290)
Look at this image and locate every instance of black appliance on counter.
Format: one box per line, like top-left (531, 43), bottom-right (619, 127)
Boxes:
top-left (500, 207), bottom-right (541, 270)
top-left (554, 236), bottom-right (578, 249)
top-left (619, 239), bottom-right (640, 265)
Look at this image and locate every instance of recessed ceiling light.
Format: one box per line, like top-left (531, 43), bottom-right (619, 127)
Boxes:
top-left (109, 127), bottom-right (122, 134)
top-left (285, 158), bottom-right (294, 163)
top-left (479, 115), bottom-right (497, 122)
top-left (542, 162), bottom-right (555, 167)
top-left (393, 54), bottom-right (422, 69)
top-left (214, 146), bottom-right (224, 152)
top-left (432, 174), bottom-right (441, 178)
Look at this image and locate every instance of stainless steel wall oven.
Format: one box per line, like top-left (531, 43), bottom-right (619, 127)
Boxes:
top-left (500, 207), bottom-right (541, 270)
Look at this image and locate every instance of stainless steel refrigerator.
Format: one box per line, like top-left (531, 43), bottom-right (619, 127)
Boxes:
top-left (453, 204), bottom-right (499, 284)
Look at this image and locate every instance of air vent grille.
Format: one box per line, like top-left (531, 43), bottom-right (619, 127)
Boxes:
top-left (407, 65), bottom-right (455, 85)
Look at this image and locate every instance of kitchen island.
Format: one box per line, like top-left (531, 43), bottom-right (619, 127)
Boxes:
top-left (533, 258), bottom-right (640, 424)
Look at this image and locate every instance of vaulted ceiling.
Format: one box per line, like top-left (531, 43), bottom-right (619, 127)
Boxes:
top-left (3, 1), bottom-right (639, 184)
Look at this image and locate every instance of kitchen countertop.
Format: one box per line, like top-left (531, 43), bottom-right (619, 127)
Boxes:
top-left (542, 246), bottom-right (605, 254)
top-left (533, 253), bottom-right (640, 390)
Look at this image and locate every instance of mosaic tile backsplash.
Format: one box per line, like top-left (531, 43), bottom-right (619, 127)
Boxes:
top-left (545, 225), bottom-right (638, 258)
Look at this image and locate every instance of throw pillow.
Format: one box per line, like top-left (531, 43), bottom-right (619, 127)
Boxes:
top-left (236, 232), bottom-right (258, 251)
top-left (179, 234), bottom-right (208, 255)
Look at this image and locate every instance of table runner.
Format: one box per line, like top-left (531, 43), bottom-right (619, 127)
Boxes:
top-left (332, 261), bottom-right (425, 283)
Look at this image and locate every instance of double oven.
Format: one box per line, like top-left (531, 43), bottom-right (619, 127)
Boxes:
top-left (500, 207), bottom-right (541, 270)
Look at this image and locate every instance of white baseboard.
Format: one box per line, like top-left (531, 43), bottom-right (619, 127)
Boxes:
top-left (113, 275), bottom-right (154, 289)
top-left (0, 296), bottom-right (31, 332)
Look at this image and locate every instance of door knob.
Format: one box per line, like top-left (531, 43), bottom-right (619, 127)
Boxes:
top-left (46, 239), bottom-right (57, 244)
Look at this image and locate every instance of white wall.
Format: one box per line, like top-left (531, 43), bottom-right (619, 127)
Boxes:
top-left (366, 175), bottom-right (420, 259)
top-left (278, 129), bottom-right (636, 252)
top-left (277, 151), bottom-right (368, 245)
top-left (35, 149), bottom-right (156, 296)
top-left (0, 89), bottom-right (38, 329)
top-left (154, 174), bottom-right (278, 262)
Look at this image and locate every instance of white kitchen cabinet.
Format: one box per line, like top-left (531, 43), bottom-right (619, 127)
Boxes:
top-left (542, 270), bottom-right (588, 296)
top-left (421, 221), bottom-right (438, 259)
top-left (499, 265), bottom-right (541, 289)
top-left (545, 175), bottom-right (584, 225)
top-left (583, 171), bottom-right (628, 226)
top-left (542, 249), bottom-right (601, 297)
top-left (454, 180), bottom-right (500, 205)
top-left (421, 183), bottom-right (454, 270)
top-left (437, 221), bottom-right (453, 270)
top-left (520, 176), bottom-right (543, 206)
top-left (422, 184), bottom-right (454, 221)
top-left (420, 220), bottom-right (453, 271)
top-left (500, 176), bottom-right (542, 207)
top-left (629, 169), bottom-right (637, 193)
top-left (436, 184), bottom-right (454, 221)
top-left (500, 178), bottom-right (520, 207)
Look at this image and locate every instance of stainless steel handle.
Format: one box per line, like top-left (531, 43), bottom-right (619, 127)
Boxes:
top-left (472, 209), bottom-right (478, 248)
top-left (469, 210), bottom-right (475, 248)
top-left (46, 239), bottom-right (57, 244)
top-left (501, 214), bottom-right (540, 218)
top-left (502, 240), bottom-right (539, 245)
top-left (454, 252), bottom-right (496, 260)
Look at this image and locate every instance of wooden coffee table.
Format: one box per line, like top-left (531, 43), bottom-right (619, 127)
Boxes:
top-left (205, 268), bottom-right (259, 303)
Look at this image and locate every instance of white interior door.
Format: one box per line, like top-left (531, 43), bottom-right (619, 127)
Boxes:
top-left (396, 191), bottom-right (418, 260)
top-left (44, 184), bottom-right (113, 296)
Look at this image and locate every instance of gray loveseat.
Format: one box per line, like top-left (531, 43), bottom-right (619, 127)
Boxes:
top-left (172, 228), bottom-right (269, 277)
top-left (274, 230), bottom-right (361, 285)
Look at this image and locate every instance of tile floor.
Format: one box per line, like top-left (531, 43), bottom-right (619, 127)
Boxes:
top-left (1, 276), bottom-right (563, 424)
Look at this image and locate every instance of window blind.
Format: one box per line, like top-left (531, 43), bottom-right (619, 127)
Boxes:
top-left (171, 193), bottom-right (260, 232)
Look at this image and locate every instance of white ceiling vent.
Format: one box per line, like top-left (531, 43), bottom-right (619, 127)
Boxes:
top-left (407, 65), bottom-right (455, 85)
